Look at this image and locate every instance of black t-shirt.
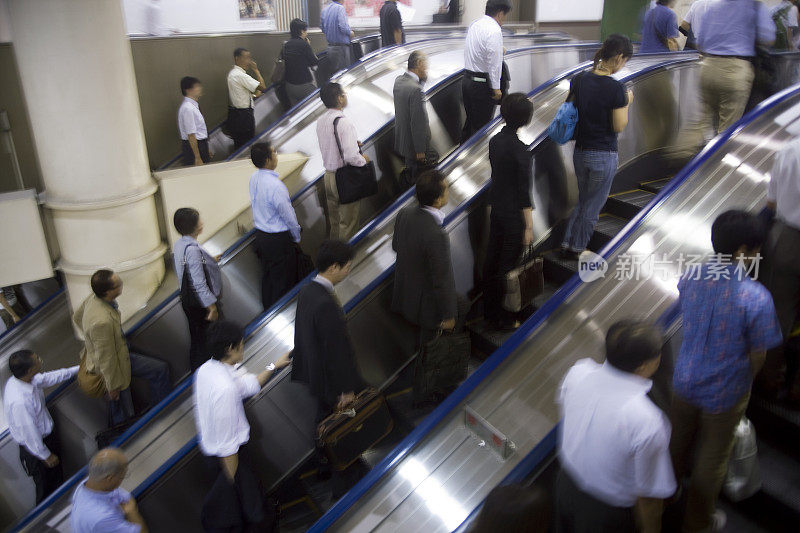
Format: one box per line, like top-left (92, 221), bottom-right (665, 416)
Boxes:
top-left (570, 72), bottom-right (627, 152)
top-left (380, 1), bottom-right (404, 47)
top-left (282, 37), bottom-right (319, 85)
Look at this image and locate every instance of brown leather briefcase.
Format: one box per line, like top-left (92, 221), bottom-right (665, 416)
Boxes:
top-left (317, 388), bottom-right (394, 471)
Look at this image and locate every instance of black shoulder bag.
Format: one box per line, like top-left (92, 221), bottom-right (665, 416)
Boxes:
top-left (333, 116), bottom-right (378, 204)
top-left (180, 243), bottom-right (214, 309)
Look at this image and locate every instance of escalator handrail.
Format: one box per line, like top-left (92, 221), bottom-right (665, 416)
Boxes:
top-left (308, 54), bottom-right (704, 532)
top-left (6, 48), bottom-right (658, 532)
top-left (449, 80), bottom-right (800, 531)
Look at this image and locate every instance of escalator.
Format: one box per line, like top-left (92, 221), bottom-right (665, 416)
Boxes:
top-left (314, 76), bottom-right (800, 532)
top-left (157, 29), bottom-right (571, 170)
top-left (5, 41), bottom-right (601, 530)
top-left (10, 52), bottom-right (706, 532)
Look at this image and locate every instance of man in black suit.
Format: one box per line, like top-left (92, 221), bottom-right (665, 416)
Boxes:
top-left (292, 240), bottom-right (363, 422)
top-left (392, 170), bottom-right (460, 345)
top-left (291, 239), bottom-right (366, 497)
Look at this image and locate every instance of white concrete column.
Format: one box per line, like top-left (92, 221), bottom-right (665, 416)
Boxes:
top-left (8, 0), bottom-right (166, 319)
top-left (462, 0), bottom-right (487, 24)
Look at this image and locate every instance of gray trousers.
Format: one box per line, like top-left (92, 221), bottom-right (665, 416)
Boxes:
top-left (326, 45), bottom-right (353, 75)
top-left (285, 81), bottom-right (317, 107)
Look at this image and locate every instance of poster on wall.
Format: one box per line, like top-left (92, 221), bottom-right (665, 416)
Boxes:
top-left (238, 0), bottom-right (276, 21)
top-left (123, 0), bottom-right (277, 35)
top-left (320, 0), bottom-right (438, 26)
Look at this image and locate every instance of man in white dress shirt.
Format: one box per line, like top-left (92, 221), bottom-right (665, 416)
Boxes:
top-left (178, 76), bottom-right (210, 167)
top-left (316, 82), bottom-right (370, 241)
top-left (461, 0), bottom-right (510, 142)
top-left (556, 320), bottom-right (676, 533)
top-left (4, 349), bottom-right (78, 503)
top-left (226, 48), bottom-right (267, 150)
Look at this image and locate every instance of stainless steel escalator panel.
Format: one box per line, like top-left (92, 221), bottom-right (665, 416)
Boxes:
top-left (11, 53), bottom-right (695, 532)
top-left (324, 80), bottom-right (800, 533)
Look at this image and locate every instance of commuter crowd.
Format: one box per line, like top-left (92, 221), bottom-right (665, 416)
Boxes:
top-left (5, 1), bottom-right (800, 532)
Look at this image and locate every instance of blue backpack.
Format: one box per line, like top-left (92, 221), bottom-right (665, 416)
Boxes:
top-left (547, 73), bottom-right (582, 144)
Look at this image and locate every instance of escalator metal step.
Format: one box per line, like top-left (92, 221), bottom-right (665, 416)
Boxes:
top-left (589, 214), bottom-right (628, 251)
top-left (604, 189), bottom-right (656, 220)
top-left (542, 250), bottom-right (578, 285)
top-left (639, 177), bottom-right (672, 194)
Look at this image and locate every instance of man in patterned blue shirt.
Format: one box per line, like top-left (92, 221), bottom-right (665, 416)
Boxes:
top-left (670, 210), bottom-right (782, 532)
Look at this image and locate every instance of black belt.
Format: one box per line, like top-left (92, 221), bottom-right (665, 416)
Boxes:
top-left (329, 42), bottom-right (351, 47)
top-left (228, 106), bottom-right (254, 111)
top-left (465, 69), bottom-right (489, 82)
top-left (702, 53), bottom-right (752, 62)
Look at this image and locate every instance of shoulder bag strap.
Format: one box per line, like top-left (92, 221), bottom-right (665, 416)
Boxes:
top-left (332, 116), bottom-right (346, 161)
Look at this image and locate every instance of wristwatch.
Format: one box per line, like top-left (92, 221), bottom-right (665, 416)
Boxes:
top-left (266, 363), bottom-right (276, 372)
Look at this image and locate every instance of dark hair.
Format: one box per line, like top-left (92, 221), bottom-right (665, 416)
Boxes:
top-left (250, 142), bottom-right (274, 168)
top-left (408, 51), bottom-right (426, 71)
top-left (416, 170), bottom-right (447, 207)
top-left (471, 484), bottom-right (550, 533)
top-left (316, 240), bottom-right (354, 273)
top-left (501, 93), bottom-right (534, 130)
top-left (91, 269), bottom-right (116, 298)
top-left (593, 34), bottom-right (634, 69)
top-left (290, 18), bottom-right (308, 39)
top-left (656, 0), bottom-right (674, 5)
top-left (711, 209), bottom-right (767, 255)
top-left (605, 320), bottom-right (663, 373)
top-left (234, 47), bottom-right (249, 59)
top-left (320, 82), bottom-right (344, 109)
top-left (206, 321), bottom-right (244, 361)
top-left (180, 76), bottom-right (200, 96)
top-left (173, 207), bottom-right (200, 236)
top-left (486, 0), bottom-right (512, 17)
top-left (9, 350), bottom-right (36, 379)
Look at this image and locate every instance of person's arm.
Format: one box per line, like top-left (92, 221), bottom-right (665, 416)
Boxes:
top-left (337, 7), bottom-right (352, 40)
top-left (34, 365), bottom-right (80, 388)
top-left (666, 37), bottom-right (679, 51)
top-left (745, 289), bottom-right (785, 376)
top-left (635, 497), bottom-right (664, 533)
top-left (178, 107), bottom-right (203, 165)
top-left (274, 182), bottom-right (302, 243)
top-left (184, 245), bottom-right (218, 320)
top-left (749, 350), bottom-right (767, 376)
top-left (255, 351), bottom-right (292, 387)
top-left (612, 89), bottom-right (634, 133)
top-left (246, 62), bottom-right (267, 92)
top-left (339, 118), bottom-right (367, 167)
top-left (410, 87), bottom-right (428, 159)
top-left (187, 134), bottom-right (203, 165)
top-left (88, 321), bottom-right (124, 393)
top-left (426, 231), bottom-right (457, 329)
top-left (679, 20), bottom-right (690, 33)
top-left (664, 11), bottom-right (680, 51)
top-left (10, 403), bottom-right (54, 462)
top-left (0, 294), bottom-right (19, 322)
top-left (757, 3), bottom-right (777, 46)
top-left (220, 453), bottom-right (239, 482)
top-left (394, 29), bottom-right (403, 45)
top-left (516, 143), bottom-right (534, 246)
top-left (120, 497), bottom-right (148, 533)
top-left (489, 30), bottom-right (504, 99)
top-left (304, 39), bottom-right (320, 66)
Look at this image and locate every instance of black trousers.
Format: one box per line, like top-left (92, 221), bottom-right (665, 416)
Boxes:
top-left (482, 212), bottom-right (525, 325)
top-left (201, 447), bottom-right (266, 533)
top-left (254, 230), bottom-right (297, 310)
top-left (461, 75), bottom-right (495, 143)
top-left (182, 300), bottom-right (223, 371)
top-left (227, 107), bottom-right (256, 150)
top-left (181, 138), bottom-right (211, 166)
top-left (555, 469), bottom-right (635, 533)
top-left (19, 432), bottom-right (63, 504)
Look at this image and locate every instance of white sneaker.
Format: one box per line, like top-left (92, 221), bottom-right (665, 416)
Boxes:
top-left (711, 509), bottom-right (727, 532)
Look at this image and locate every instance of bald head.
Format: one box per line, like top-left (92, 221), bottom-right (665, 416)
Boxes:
top-left (87, 448), bottom-right (128, 489)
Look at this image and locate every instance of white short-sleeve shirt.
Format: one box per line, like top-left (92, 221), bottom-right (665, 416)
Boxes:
top-left (227, 66), bottom-right (261, 109)
top-left (558, 359), bottom-right (676, 507)
top-left (768, 136), bottom-right (800, 230)
top-left (193, 359), bottom-right (261, 457)
top-left (177, 97), bottom-right (208, 140)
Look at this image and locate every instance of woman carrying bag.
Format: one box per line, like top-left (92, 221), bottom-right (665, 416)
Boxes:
top-left (173, 208), bottom-right (223, 371)
top-left (482, 93), bottom-right (535, 331)
top-left (283, 18), bottom-right (320, 107)
top-left (560, 35), bottom-right (634, 260)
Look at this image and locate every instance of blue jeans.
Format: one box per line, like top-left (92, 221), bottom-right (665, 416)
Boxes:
top-left (561, 148), bottom-right (619, 252)
top-left (109, 352), bottom-right (171, 426)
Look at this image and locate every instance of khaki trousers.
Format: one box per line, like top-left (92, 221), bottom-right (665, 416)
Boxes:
top-left (324, 170), bottom-right (360, 241)
top-left (669, 393), bottom-right (750, 532)
top-left (673, 57), bottom-right (754, 159)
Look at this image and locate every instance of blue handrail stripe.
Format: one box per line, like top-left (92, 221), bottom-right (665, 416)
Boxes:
top-left (309, 57), bottom-right (794, 531)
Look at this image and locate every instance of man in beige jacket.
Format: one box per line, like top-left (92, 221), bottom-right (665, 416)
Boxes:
top-left (73, 269), bottom-right (170, 426)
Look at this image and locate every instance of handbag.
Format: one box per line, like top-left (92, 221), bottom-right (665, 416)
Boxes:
top-left (77, 352), bottom-right (106, 399)
top-left (270, 43), bottom-right (286, 85)
top-left (547, 72), bottom-right (582, 145)
top-left (502, 246), bottom-right (544, 313)
top-left (723, 416), bottom-right (761, 501)
top-left (180, 243), bottom-right (215, 309)
top-left (317, 387), bottom-right (394, 471)
top-left (333, 117), bottom-right (378, 204)
top-left (413, 329), bottom-right (470, 405)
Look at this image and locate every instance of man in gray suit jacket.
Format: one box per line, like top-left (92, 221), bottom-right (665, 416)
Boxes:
top-left (393, 51), bottom-right (437, 185)
top-left (392, 170), bottom-right (458, 344)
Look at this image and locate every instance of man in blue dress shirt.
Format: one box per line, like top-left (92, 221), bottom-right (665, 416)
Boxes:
top-left (249, 142), bottom-right (302, 310)
top-left (321, 0), bottom-right (355, 78)
top-left (640, 0), bottom-right (680, 53)
top-left (670, 210), bottom-right (782, 532)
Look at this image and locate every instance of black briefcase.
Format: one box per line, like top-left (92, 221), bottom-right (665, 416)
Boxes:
top-left (413, 330), bottom-right (470, 405)
top-left (333, 117), bottom-right (378, 204)
top-left (317, 388), bottom-right (394, 471)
